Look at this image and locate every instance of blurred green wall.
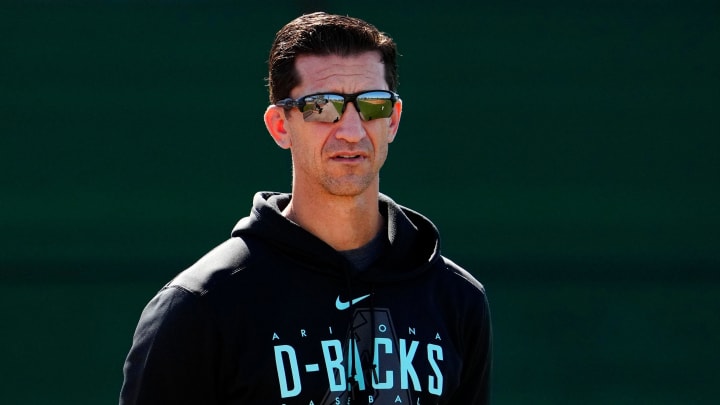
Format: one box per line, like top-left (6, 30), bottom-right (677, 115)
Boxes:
top-left (1, 0), bottom-right (718, 403)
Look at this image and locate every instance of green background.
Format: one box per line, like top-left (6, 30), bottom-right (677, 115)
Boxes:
top-left (1, 0), bottom-right (718, 403)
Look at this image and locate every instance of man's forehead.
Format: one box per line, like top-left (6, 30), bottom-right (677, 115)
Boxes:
top-left (293, 52), bottom-right (386, 95)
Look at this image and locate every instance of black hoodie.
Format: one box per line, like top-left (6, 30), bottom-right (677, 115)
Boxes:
top-left (120, 192), bottom-right (492, 404)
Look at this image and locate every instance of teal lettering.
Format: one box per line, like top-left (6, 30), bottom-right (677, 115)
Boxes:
top-left (347, 339), bottom-right (366, 390)
top-left (427, 344), bottom-right (444, 395)
top-left (321, 340), bottom-right (345, 392)
top-left (274, 345), bottom-right (301, 398)
top-left (399, 339), bottom-right (420, 390)
top-left (373, 338), bottom-right (393, 389)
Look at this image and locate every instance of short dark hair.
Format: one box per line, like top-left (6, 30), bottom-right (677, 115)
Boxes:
top-left (267, 12), bottom-right (399, 103)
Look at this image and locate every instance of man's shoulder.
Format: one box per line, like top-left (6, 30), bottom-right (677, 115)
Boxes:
top-left (167, 236), bottom-right (267, 296)
top-left (439, 256), bottom-right (487, 294)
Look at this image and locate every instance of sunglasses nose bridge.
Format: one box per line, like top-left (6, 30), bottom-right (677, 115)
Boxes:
top-left (335, 96), bottom-right (362, 123)
top-left (343, 95), bottom-right (361, 114)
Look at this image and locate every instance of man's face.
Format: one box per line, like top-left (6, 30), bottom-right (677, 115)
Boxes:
top-left (267, 51), bottom-right (402, 198)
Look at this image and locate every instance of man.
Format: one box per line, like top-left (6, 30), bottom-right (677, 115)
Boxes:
top-left (120, 12), bottom-right (492, 404)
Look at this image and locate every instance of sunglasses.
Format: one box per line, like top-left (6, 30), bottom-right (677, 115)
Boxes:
top-left (275, 90), bottom-right (399, 123)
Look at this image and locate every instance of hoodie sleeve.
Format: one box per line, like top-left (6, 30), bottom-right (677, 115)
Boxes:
top-left (449, 285), bottom-right (493, 404)
top-left (119, 286), bottom-right (219, 405)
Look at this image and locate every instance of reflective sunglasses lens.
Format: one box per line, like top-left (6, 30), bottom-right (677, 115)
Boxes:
top-left (300, 94), bottom-right (344, 123)
top-left (357, 92), bottom-right (394, 121)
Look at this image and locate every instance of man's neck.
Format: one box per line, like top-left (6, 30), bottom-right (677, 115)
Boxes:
top-left (282, 189), bottom-right (383, 251)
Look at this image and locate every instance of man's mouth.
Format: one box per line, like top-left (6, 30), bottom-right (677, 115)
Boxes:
top-left (330, 151), bottom-right (366, 161)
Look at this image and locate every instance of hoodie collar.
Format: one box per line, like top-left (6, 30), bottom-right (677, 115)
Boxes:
top-left (231, 192), bottom-right (442, 282)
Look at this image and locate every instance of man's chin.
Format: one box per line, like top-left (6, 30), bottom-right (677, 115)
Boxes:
top-left (322, 176), bottom-right (376, 197)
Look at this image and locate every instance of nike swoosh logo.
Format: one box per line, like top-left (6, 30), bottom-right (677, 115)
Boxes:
top-left (335, 294), bottom-right (371, 310)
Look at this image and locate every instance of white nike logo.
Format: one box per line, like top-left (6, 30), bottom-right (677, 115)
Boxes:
top-left (335, 294), bottom-right (371, 310)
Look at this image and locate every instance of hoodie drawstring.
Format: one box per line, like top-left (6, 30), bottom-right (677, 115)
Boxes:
top-left (343, 268), bottom-right (357, 402)
top-left (343, 272), bottom-right (379, 403)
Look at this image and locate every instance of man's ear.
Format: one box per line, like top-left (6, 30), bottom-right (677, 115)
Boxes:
top-left (387, 99), bottom-right (402, 143)
top-left (264, 105), bottom-right (292, 149)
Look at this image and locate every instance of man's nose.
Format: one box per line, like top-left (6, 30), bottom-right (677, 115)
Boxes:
top-left (334, 101), bottom-right (366, 142)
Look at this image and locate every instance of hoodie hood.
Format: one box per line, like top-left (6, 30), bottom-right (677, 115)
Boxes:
top-left (231, 191), bottom-right (443, 283)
